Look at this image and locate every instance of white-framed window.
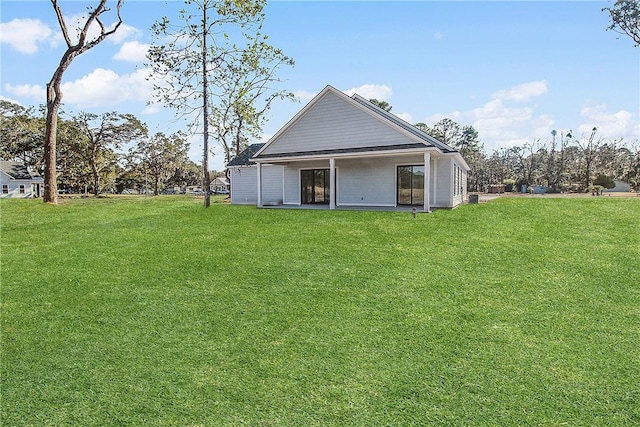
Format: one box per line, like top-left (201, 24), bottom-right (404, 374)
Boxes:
top-left (19, 185), bottom-right (25, 194)
top-left (452, 164), bottom-right (465, 197)
top-left (453, 165), bottom-right (459, 196)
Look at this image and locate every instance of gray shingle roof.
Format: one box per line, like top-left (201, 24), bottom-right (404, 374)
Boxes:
top-left (0, 161), bottom-right (34, 180)
top-left (226, 144), bottom-right (265, 166)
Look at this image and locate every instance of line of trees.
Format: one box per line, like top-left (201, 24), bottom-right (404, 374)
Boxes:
top-left (419, 117), bottom-right (640, 193)
top-left (0, 100), bottom-right (204, 195)
top-left (4, 99), bottom-right (639, 196)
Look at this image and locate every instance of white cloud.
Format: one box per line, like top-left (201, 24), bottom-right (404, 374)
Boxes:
top-left (0, 18), bottom-right (53, 54)
top-left (293, 90), bottom-right (316, 101)
top-left (107, 24), bottom-right (141, 44)
top-left (420, 81), bottom-right (555, 151)
top-left (186, 133), bottom-right (227, 171)
top-left (61, 68), bottom-right (152, 108)
top-left (344, 84), bottom-right (392, 101)
top-left (470, 102), bottom-right (541, 149)
top-left (5, 68), bottom-right (153, 109)
top-left (492, 80), bottom-right (548, 103)
top-left (531, 114), bottom-right (556, 139)
top-left (433, 31), bottom-right (444, 40)
top-left (436, 98), bottom-right (534, 146)
top-left (0, 12), bottom-right (140, 55)
top-left (114, 40), bottom-right (150, 62)
top-left (3, 83), bottom-right (45, 101)
top-left (423, 112), bottom-right (448, 125)
top-left (578, 104), bottom-right (639, 140)
top-left (141, 102), bottom-right (163, 116)
top-left (395, 112), bottom-right (413, 123)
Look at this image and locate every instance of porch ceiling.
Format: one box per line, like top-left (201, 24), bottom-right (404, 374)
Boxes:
top-left (252, 143), bottom-right (440, 163)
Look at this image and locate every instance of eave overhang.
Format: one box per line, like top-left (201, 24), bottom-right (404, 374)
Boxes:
top-left (251, 143), bottom-right (440, 163)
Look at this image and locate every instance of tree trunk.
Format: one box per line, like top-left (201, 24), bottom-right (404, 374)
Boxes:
top-left (43, 0), bottom-right (123, 203)
top-left (43, 81), bottom-right (59, 203)
top-left (43, 40), bottom-right (74, 203)
top-left (201, 5), bottom-right (211, 208)
top-left (92, 163), bottom-right (100, 196)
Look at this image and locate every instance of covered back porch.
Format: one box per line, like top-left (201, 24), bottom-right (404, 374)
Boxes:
top-left (255, 150), bottom-right (441, 212)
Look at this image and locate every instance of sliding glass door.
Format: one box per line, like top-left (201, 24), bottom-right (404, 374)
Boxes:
top-left (397, 165), bottom-right (424, 205)
top-left (301, 169), bottom-right (330, 204)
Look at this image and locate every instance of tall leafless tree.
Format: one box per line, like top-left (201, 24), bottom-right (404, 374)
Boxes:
top-left (43, 0), bottom-right (123, 203)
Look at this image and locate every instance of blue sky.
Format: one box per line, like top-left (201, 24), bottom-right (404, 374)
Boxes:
top-left (1, 0), bottom-right (638, 171)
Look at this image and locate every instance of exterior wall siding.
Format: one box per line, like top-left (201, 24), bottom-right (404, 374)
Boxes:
top-left (230, 167), bottom-right (257, 204)
top-left (230, 165), bottom-right (283, 205)
top-left (337, 158), bottom-right (396, 206)
top-left (283, 167), bottom-right (300, 204)
top-left (0, 177), bottom-right (33, 198)
top-left (434, 157), bottom-right (453, 207)
top-left (452, 158), bottom-right (467, 207)
top-left (262, 166), bottom-right (284, 205)
top-left (260, 91), bottom-right (414, 156)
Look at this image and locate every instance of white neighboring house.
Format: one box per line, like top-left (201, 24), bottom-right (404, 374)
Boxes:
top-left (0, 161), bottom-right (44, 198)
top-left (210, 176), bottom-right (230, 193)
top-left (227, 85), bottom-right (469, 211)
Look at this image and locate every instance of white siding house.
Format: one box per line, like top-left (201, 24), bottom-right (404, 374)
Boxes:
top-left (210, 176), bottom-right (230, 193)
top-left (0, 161), bottom-right (43, 198)
top-left (227, 85), bottom-right (469, 211)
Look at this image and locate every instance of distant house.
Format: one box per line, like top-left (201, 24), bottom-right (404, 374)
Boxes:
top-left (227, 85), bottom-right (469, 211)
top-left (0, 161), bottom-right (44, 198)
top-left (185, 185), bottom-right (203, 194)
top-left (210, 176), bottom-right (230, 193)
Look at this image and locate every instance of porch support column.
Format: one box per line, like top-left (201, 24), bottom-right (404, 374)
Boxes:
top-left (432, 157), bottom-right (438, 208)
top-left (329, 158), bottom-right (336, 210)
top-left (256, 162), bottom-right (263, 208)
top-left (424, 152), bottom-right (431, 213)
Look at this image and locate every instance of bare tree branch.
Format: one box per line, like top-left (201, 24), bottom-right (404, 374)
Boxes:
top-left (43, 0), bottom-right (123, 203)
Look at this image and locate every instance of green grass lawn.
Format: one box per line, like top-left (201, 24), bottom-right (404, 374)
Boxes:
top-left (1, 196), bottom-right (639, 426)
